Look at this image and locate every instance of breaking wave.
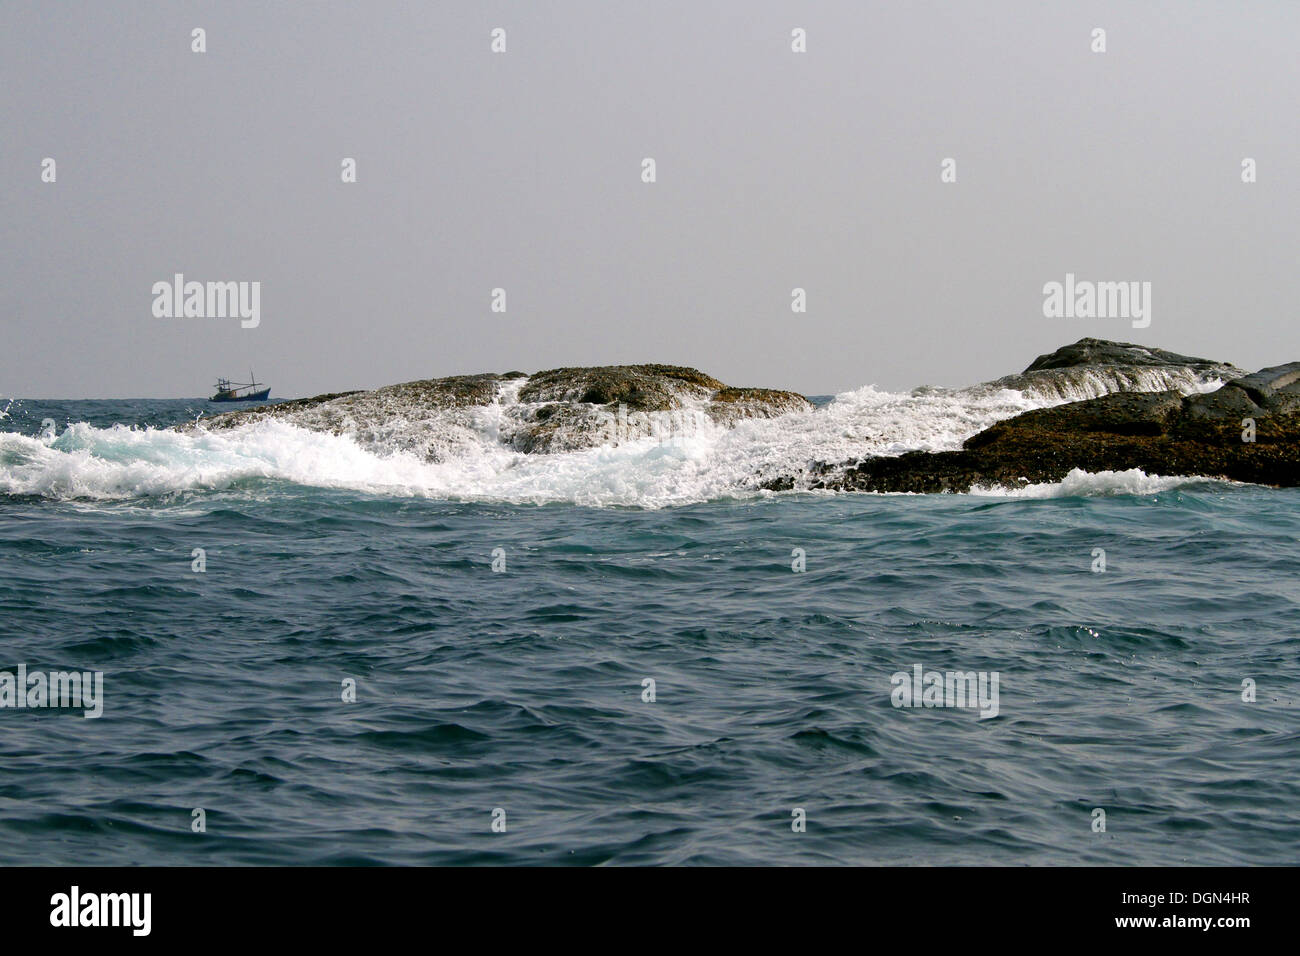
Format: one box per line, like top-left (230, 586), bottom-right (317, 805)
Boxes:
top-left (969, 467), bottom-right (1230, 498)
top-left (0, 367), bottom-right (1233, 507)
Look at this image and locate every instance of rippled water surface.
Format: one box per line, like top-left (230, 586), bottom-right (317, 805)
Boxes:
top-left (1, 400), bottom-right (1297, 865)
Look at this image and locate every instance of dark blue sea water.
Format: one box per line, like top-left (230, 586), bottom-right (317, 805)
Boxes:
top-left (1, 399), bottom-right (1298, 865)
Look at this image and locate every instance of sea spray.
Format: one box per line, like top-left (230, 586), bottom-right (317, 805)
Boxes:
top-left (0, 362), bottom-right (1234, 507)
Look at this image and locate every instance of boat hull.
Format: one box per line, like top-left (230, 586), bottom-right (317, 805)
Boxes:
top-left (210, 388), bottom-right (271, 403)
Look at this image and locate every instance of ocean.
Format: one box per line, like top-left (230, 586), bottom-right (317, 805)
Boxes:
top-left (1, 393), bottom-right (1297, 865)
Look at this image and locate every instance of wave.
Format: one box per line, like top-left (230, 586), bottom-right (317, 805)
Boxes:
top-left (989, 365), bottom-right (1229, 404)
top-left (969, 468), bottom-right (1229, 498)
top-left (0, 368), bottom-right (1234, 507)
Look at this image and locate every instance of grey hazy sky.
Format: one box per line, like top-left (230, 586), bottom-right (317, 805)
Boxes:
top-left (3, 1), bottom-right (1298, 399)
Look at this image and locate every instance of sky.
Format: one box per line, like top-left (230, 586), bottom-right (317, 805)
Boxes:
top-left (2, 1), bottom-right (1298, 399)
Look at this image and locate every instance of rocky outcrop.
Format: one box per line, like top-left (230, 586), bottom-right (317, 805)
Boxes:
top-left (1021, 338), bottom-right (1234, 374)
top-left (792, 352), bottom-right (1300, 493)
top-left (516, 364), bottom-right (724, 409)
top-left (504, 365), bottom-right (808, 453)
top-left (193, 365), bottom-right (811, 458)
top-left (199, 374), bottom-right (518, 432)
top-left (983, 338), bottom-right (1242, 403)
top-left (190, 340), bottom-right (1297, 491)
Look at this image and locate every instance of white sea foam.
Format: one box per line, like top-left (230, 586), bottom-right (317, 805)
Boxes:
top-left (0, 367), bottom-right (1236, 507)
top-left (969, 468), bottom-right (1226, 499)
top-left (1002, 366), bottom-right (1228, 404)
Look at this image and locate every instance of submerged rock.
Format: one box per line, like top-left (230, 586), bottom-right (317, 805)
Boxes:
top-left (192, 364), bottom-right (811, 458)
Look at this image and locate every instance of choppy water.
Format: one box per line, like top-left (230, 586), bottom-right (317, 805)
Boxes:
top-left (1, 398), bottom-right (1297, 865)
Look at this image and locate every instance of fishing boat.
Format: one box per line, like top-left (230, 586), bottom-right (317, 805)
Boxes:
top-left (210, 372), bottom-right (270, 403)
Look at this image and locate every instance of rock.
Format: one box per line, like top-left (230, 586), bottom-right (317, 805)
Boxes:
top-left (1212, 362), bottom-right (1300, 414)
top-left (190, 364), bottom-right (811, 459)
top-left (985, 337), bottom-right (1242, 403)
top-left (964, 390), bottom-right (1187, 446)
top-left (517, 364), bottom-right (724, 410)
top-left (804, 358), bottom-right (1300, 493)
top-left (1021, 338), bottom-right (1232, 373)
top-left (705, 387), bottom-right (814, 427)
top-left (505, 366), bottom-right (810, 453)
top-left (198, 374), bottom-right (517, 432)
top-left (193, 373), bottom-right (530, 461)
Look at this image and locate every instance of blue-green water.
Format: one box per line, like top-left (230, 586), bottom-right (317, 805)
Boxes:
top-left (1, 399), bottom-right (1297, 864)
